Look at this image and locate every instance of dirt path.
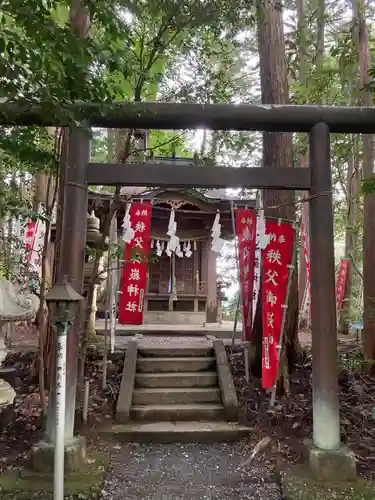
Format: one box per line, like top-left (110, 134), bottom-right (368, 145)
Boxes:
top-left (100, 442), bottom-right (282, 500)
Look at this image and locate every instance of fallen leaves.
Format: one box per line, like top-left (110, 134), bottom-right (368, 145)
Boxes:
top-left (240, 436), bottom-right (272, 467)
top-left (227, 342), bottom-right (375, 480)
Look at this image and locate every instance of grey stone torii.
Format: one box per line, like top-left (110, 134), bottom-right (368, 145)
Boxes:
top-left (1, 101), bottom-right (368, 479)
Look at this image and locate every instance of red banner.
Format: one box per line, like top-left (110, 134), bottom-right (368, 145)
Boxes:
top-left (336, 258), bottom-right (348, 316)
top-left (235, 208), bottom-right (257, 341)
top-left (118, 202), bottom-right (152, 325)
top-left (261, 220), bottom-right (295, 389)
top-left (24, 219), bottom-right (37, 262)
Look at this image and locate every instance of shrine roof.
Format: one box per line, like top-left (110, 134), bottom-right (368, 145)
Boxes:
top-left (88, 155), bottom-right (256, 211)
top-left (88, 187), bottom-right (256, 209)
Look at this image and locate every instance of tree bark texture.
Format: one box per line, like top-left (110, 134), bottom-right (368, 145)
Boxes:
top-left (46, 0), bottom-right (91, 441)
top-left (355, 0), bottom-right (375, 361)
top-left (256, 0), bottom-right (300, 376)
top-left (296, 0), bottom-right (309, 321)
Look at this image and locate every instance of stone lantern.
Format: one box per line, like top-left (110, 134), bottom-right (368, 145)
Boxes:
top-left (83, 211), bottom-right (108, 339)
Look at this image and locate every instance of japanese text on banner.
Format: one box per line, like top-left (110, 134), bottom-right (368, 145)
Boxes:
top-left (118, 203), bottom-right (152, 325)
top-left (235, 208), bottom-right (257, 341)
top-left (261, 220), bottom-right (295, 389)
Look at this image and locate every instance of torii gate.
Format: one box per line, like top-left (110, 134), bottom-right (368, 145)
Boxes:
top-left (1, 101), bottom-right (370, 479)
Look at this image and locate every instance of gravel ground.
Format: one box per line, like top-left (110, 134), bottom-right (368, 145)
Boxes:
top-left (100, 442), bottom-right (282, 500)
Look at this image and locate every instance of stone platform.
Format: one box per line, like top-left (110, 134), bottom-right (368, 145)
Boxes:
top-left (95, 320), bottom-right (242, 339)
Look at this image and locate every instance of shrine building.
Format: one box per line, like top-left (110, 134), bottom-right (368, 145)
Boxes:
top-left (89, 169), bottom-right (255, 326)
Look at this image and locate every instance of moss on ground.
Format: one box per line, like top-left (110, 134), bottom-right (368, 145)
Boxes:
top-left (0, 454), bottom-right (108, 500)
top-left (283, 466), bottom-right (375, 500)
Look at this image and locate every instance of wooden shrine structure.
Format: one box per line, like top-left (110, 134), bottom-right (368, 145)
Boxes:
top-left (89, 184), bottom-right (255, 325)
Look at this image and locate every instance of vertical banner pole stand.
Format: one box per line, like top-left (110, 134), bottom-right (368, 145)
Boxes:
top-left (230, 200), bottom-right (245, 346)
top-left (232, 293), bottom-right (241, 346)
top-left (269, 221), bottom-right (299, 409)
top-left (54, 321), bottom-right (68, 500)
top-left (102, 310), bottom-right (109, 390)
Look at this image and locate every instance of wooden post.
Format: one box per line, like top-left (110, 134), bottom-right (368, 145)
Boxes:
top-left (309, 122), bottom-right (340, 450)
top-left (206, 243), bottom-right (218, 323)
top-left (58, 127), bottom-right (89, 440)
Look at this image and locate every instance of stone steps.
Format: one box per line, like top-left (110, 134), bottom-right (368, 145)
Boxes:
top-left (138, 346), bottom-right (214, 357)
top-left (132, 387), bottom-right (222, 405)
top-left (131, 403), bottom-right (226, 422)
top-left (135, 371), bottom-right (218, 388)
top-left (103, 421), bottom-right (252, 443)
top-left (116, 338), bottom-right (246, 442)
top-left (132, 349), bottom-right (224, 423)
top-left (136, 356), bottom-right (216, 373)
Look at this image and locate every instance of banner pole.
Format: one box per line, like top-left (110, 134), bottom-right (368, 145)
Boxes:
top-left (297, 281), bottom-right (308, 331)
top-left (252, 190), bottom-right (263, 328)
top-left (269, 220), bottom-right (299, 409)
top-left (231, 292), bottom-right (241, 346)
top-left (230, 200), bottom-right (245, 346)
top-left (102, 310), bottom-right (109, 390)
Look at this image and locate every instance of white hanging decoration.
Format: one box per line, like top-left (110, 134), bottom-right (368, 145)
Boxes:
top-left (175, 244), bottom-right (183, 258)
top-left (150, 239), bottom-right (155, 249)
top-left (165, 208), bottom-right (182, 257)
top-left (121, 203), bottom-right (135, 243)
top-left (211, 210), bottom-right (226, 254)
top-left (156, 239), bottom-right (163, 257)
top-left (211, 211), bottom-right (221, 239)
top-left (167, 234), bottom-right (179, 253)
top-left (167, 209), bottom-right (177, 237)
top-left (184, 240), bottom-right (192, 258)
top-left (257, 200), bottom-right (268, 249)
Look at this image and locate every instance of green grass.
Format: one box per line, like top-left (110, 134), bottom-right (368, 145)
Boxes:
top-left (0, 454), bottom-right (108, 500)
top-left (283, 466), bottom-right (375, 500)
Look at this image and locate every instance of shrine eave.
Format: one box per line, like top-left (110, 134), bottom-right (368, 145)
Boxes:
top-left (87, 188), bottom-right (256, 212)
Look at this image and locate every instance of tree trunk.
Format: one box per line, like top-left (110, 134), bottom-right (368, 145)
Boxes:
top-left (45, 0), bottom-right (91, 442)
top-left (354, 0), bottom-right (375, 361)
top-left (296, 0), bottom-right (309, 324)
top-left (316, 0), bottom-right (325, 66)
top-left (256, 0), bottom-right (300, 380)
top-left (338, 7), bottom-right (361, 334)
top-left (340, 148), bottom-right (360, 333)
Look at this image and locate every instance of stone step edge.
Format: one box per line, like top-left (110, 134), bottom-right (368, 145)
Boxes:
top-left (138, 347), bottom-right (214, 356)
top-left (100, 421), bottom-right (253, 443)
top-left (135, 371), bottom-right (218, 377)
top-left (133, 387), bottom-right (221, 393)
top-left (131, 403), bottom-right (224, 410)
top-left (137, 357), bottom-right (216, 362)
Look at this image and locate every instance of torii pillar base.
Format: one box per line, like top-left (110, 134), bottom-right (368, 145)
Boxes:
top-left (304, 440), bottom-right (357, 482)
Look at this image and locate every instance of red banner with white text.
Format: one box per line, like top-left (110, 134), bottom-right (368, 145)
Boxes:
top-left (261, 220), bottom-right (295, 389)
top-left (336, 258), bottom-right (348, 317)
top-left (235, 207), bottom-right (257, 341)
top-left (24, 219), bottom-right (37, 262)
top-left (118, 203), bottom-right (153, 325)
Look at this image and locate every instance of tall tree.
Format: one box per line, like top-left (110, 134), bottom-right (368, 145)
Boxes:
top-left (256, 0), bottom-right (299, 384)
top-left (339, 15), bottom-right (361, 333)
top-left (354, 0), bottom-right (375, 361)
top-left (46, 0), bottom-right (92, 442)
top-left (296, 0), bottom-right (310, 320)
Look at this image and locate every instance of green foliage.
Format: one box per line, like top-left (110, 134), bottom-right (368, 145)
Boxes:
top-left (361, 177), bottom-right (375, 194)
